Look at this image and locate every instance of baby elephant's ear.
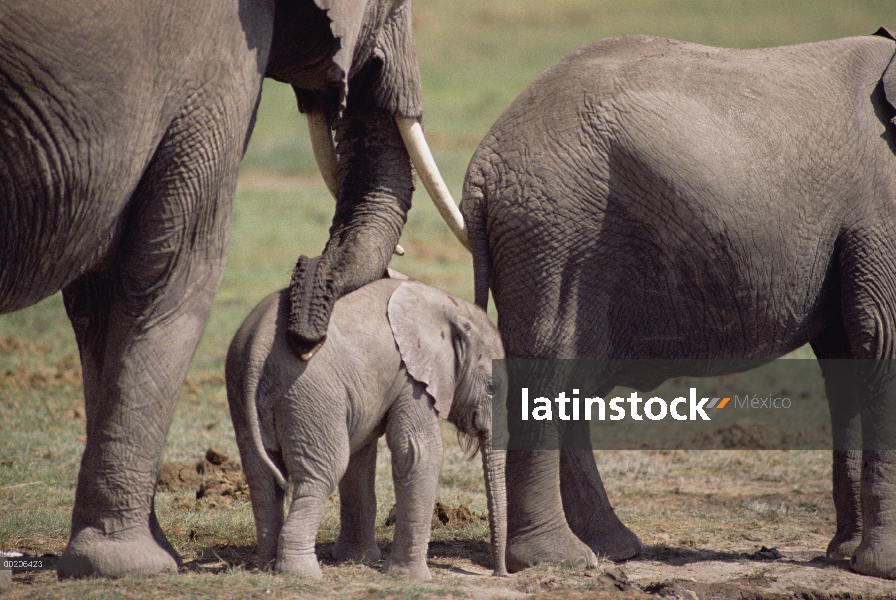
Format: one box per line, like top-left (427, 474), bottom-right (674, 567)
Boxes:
top-left (388, 281), bottom-right (457, 418)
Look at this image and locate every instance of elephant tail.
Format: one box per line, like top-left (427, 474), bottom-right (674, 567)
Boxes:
top-left (226, 293), bottom-right (291, 492)
top-left (460, 162), bottom-right (491, 311)
top-left (240, 355), bottom-right (290, 492)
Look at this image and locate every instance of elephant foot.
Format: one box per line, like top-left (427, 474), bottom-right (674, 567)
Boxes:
top-left (560, 450), bottom-right (641, 561)
top-left (60, 525), bottom-right (181, 578)
top-left (506, 526), bottom-right (598, 573)
top-left (851, 540), bottom-right (896, 579)
top-left (276, 553), bottom-right (322, 580)
top-left (572, 516), bottom-right (642, 561)
top-left (827, 528), bottom-right (862, 560)
top-left (334, 538), bottom-right (381, 564)
top-left (382, 557), bottom-right (431, 581)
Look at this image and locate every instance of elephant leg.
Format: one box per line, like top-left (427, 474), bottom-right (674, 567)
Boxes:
top-left (505, 449), bottom-right (598, 572)
top-left (382, 385), bottom-right (443, 581)
top-left (277, 493), bottom-right (328, 579)
top-left (836, 231), bottom-right (896, 579)
top-left (235, 436), bottom-right (286, 570)
top-left (334, 440), bottom-right (381, 563)
top-left (59, 117), bottom-right (235, 577)
top-left (503, 362), bottom-right (599, 571)
top-left (277, 437), bottom-right (349, 579)
top-left (811, 326), bottom-right (863, 560)
top-left (852, 379), bottom-right (896, 578)
top-left (560, 444), bottom-right (642, 560)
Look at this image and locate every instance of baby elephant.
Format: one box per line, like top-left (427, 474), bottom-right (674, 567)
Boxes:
top-left (226, 273), bottom-right (507, 580)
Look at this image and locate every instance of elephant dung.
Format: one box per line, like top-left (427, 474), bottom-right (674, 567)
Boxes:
top-left (156, 462), bottom-right (202, 493)
top-left (156, 448), bottom-right (248, 502)
top-left (384, 501), bottom-right (486, 530)
top-left (195, 448), bottom-right (248, 501)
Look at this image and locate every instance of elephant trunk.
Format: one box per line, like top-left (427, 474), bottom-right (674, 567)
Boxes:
top-left (290, 112), bottom-right (462, 350)
top-left (307, 111), bottom-right (467, 251)
top-left (306, 108), bottom-right (406, 256)
top-left (480, 429), bottom-right (508, 576)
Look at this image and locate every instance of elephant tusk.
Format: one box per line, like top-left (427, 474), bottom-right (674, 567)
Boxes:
top-left (395, 117), bottom-right (471, 251)
top-left (306, 108), bottom-right (339, 198)
top-left (308, 109), bottom-right (406, 257)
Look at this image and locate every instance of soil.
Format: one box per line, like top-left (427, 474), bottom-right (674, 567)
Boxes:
top-left (148, 447), bottom-right (896, 599)
top-left (688, 419), bottom-right (830, 450)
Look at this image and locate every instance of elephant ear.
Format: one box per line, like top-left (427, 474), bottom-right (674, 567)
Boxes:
top-left (363, 0), bottom-right (423, 118)
top-left (283, 0), bottom-right (422, 119)
top-left (312, 0), bottom-right (366, 102)
top-left (875, 27), bottom-right (896, 122)
top-left (388, 281), bottom-right (460, 418)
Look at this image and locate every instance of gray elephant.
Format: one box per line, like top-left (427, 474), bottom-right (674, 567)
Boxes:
top-left (225, 273), bottom-right (507, 580)
top-left (0, 0), bottom-right (468, 578)
top-left (459, 29), bottom-right (896, 578)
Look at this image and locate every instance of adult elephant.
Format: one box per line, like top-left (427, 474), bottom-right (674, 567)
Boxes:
top-left (460, 30), bottom-right (896, 578)
top-left (0, 0), bottom-right (465, 578)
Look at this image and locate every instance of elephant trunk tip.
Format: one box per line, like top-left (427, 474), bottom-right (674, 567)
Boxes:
top-left (299, 338), bottom-right (326, 361)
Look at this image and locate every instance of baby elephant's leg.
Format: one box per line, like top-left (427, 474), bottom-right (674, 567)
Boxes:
top-left (277, 493), bottom-right (328, 579)
top-left (335, 440), bottom-right (381, 563)
top-left (383, 385), bottom-right (443, 581)
top-left (277, 436), bottom-right (350, 579)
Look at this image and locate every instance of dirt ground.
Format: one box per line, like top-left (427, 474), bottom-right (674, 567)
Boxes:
top-left (7, 449), bottom-right (896, 598)
top-left (48, 448), bottom-right (896, 598)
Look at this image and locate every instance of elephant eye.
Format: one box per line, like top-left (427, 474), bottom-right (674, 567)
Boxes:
top-left (484, 375), bottom-right (495, 396)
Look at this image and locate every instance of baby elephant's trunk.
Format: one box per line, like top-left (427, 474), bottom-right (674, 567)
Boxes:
top-left (480, 429), bottom-right (508, 576)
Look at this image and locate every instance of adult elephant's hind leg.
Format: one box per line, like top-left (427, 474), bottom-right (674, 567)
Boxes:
top-left (811, 324), bottom-right (863, 560)
top-left (59, 117), bottom-right (235, 577)
top-left (837, 231), bottom-right (896, 579)
top-left (560, 442), bottom-right (641, 560)
top-left (506, 449), bottom-right (598, 572)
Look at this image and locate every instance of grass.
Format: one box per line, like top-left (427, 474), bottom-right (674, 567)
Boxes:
top-left (3, 1), bottom-right (896, 597)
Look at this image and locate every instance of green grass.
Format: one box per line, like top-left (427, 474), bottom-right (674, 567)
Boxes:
top-left (3, 1), bottom-right (896, 597)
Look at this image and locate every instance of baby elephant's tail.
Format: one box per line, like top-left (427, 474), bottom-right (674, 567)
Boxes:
top-left (461, 162), bottom-right (491, 311)
top-left (226, 292), bottom-right (290, 492)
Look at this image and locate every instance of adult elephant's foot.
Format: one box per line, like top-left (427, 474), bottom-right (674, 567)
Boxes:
top-left (507, 525), bottom-right (598, 572)
top-left (827, 528), bottom-right (861, 560)
top-left (850, 450), bottom-right (896, 579)
top-left (334, 538), bottom-right (381, 564)
top-left (382, 557), bottom-right (431, 581)
top-left (276, 553), bottom-right (323, 580)
top-left (560, 450), bottom-right (642, 561)
top-left (827, 450), bottom-right (862, 561)
top-left (60, 525), bottom-right (180, 578)
top-left (568, 513), bottom-right (642, 561)
top-left (851, 541), bottom-right (896, 579)
top-left (506, 449), bottom-right (598, 572)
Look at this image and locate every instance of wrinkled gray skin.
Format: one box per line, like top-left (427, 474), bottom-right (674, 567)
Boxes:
top-left (461, 31), bottom-right (896, 578)
top-left (1, 0), bottom-right (427, 577)
top-left (226, 274), bottom-right (507, 580)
